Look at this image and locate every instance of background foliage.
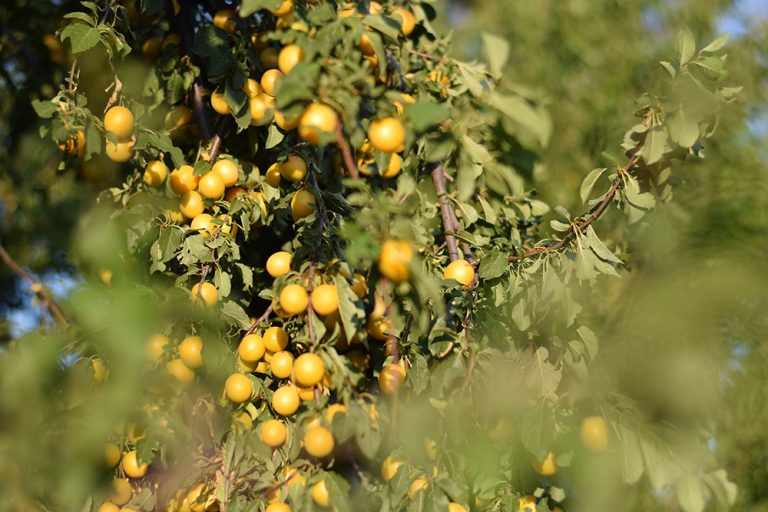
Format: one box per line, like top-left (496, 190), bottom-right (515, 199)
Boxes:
top-left (0, 0), bottom-right (766, 511)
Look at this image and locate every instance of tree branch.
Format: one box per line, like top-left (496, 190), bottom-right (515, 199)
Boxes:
top-left (430, 162), bottom-right (460, 262)
top-left (508, 147), bottom-right (643, 262)
top-left (0, 244), bottom-right (68, 327)
top-left (335, 121), bottom-right (360, 179)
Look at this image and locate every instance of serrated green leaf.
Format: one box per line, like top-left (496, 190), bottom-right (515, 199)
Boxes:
top-left (406, 101), bottom-right (449, 133)
top-left (700, 33), bottom-right (729, 54)
top-left (221, 301), bottom-right (251, 329)
top-left (676, 474), bottom-right (706, 512)
top-left (478, 250), bottom-right (507, 280)
top-left (481, 33), bottom-right (509, 77)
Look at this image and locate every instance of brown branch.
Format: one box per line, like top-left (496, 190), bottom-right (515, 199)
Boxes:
top-left (245, 305), bottom-right (273, 335)
top-left (0, 244), bottom-right (68, 327)
top-left (335, 121), bottom-right (360, 179)
top-left (508, 146), bottom-right (644, 262)
top-left (208, 117), bottom-right (233, 163)
top-left (430, 163), bottom-right (460, 262)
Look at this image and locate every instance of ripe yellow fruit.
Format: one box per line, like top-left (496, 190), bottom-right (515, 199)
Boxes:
top-left (250, 94), bottom-right (275, 126)
top-left (349, 273), bottom-right (368, 298)
top-left (379, 364), bottom-right (406, 395)
top-left (186, 483), bottom-right (208, 512)
top-left (325, 403), bottom-right (347, 424)
top-left (104, 106), bottom-right (134, 138)
top-left (166, 358), bottom-right (195, 385)
top-left (408, 477), bottom-right (429, 498)
top-left (443, 259), bottom-right (475, 287)
top-left (270, 350), bottom-right (294, 379)
top-left (141, 36), bottom-right (161, 60)
top-left (263, 326), bottom-right (289, 352)
top-left (198, 171), bottom-right (226, 199)
top-left (294, 352), bottom-right (325, 387)
top-left (533, 451), bottom-right (557, 476)
top-left (213, 8), bottom-right (236, 33)
top-left (121, 450), bottom-right (149, 479)
top-left (165, 104), bottom-right (193, 131)
top-left (225, 373), bottom-right (253, 403)
top-left (359, 33), bottom-right (375, 56)
top-left (266, 251), bottom-right (292, 278)
top-left (448, 503), bottom-right (468, 512)
top-left (303, 425), bottom-right (334, 457)
top-left (272, 385), bottom-right (300, 416)
top-left (290, 190), bottom-right (316, 221)
top-left (212, 159), bottom-right (239, 187)
top-left (394, 93), bottom-right (417, 115)
top-left (266, 502), bottom-right (291, 512)
top-left (279, 155), bottom-right (307, 181)
top-left (358, 152), bottom-right (402, 178)
top-left (105, 138), bottom-right (135, 163)
top-left (179, 191), bottom-right (205, 219)
top-left (298, 103), bottom-right (338, 145)
top-left (259, 47), bottom-right (279, 69)
top-left (92, 358), bottom-right (108, 382)
top-left (58, 130), bottom-right (85, 156)
top-left (392, 8), bottom-right (416, 36)
top-left (170, 165), bottom-right (200, 195)
top-left (190, 213), bottom-right (214, 237)
top-left (368, 117), bottom-right (405, 153)
top-left (580, 415), bottom-right (609, 452)
top-left (179, 335), bottom-right (203, 369)
top-left (97, 502), bottom-right (120, 512)
top-left (381, 455), bottom-right (404, 481)
top-left (311, 480), bottom-right (330, 507)
top-left (278, 44), bottom-right (304, 74)
top-left (280, 284), bottom-right (309, 315)
top-left (143, 160), bottom-right (168, 186)
top-left (518, 496), bottom-right (537, 511)
top-left (311, 284), bottom-right (339, 316)
top-left (266, 162), bottom-right (281, 187)
top-left (274, 110), bottom-right (301, 131)
top-left (261, 419), bottom-right (288, 447)
top-left (238, 334), bottom-right (266, 363)
top-left (210, 91), bottom-right (231, 115)
top-left (379, 239), bottom-right (414, 282)
top-left (234, 411), bottom-right (253, 429)
top-left (260, 69), bottom-right (284, 97)
top-left (190, 282), bottom-right (218, 306)
top-left (110, 478), bottom-right (133, 506)
top-left (367, 316), bottom-right (392, 341)
top-left (105, 443), bottom-right (121, 468)
top-left (273, 0), bottom-right (293, 15)
top-left (243, 78), bottom-right (261, 98)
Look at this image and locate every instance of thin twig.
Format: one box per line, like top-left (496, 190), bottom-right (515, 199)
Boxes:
top-left (208, 117), bottom-right (233, 163)
top-left (430, 163), bottom-right (460, 262)
top-left (335, 120), bottom-right (360, 179)
top-left (245, 305), bottom-right (273, 335)
top-left (508, 144), bottom-right (644, 262)
top-left (0, 244), bottom-right (68, 327)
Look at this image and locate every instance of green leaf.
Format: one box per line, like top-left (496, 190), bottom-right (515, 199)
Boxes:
top-left (700, 33), bottom-right (729, 54)
top-left (32, 100), bottom-right (58, 119)
top-left (675, 26), bottom-right (696, 66)
top-left (641, 126), bottom-right (669, 165)
top-left (491, 92), bottom-right (551, 147)
top-left (580, 168), bottom-right (607, 204)
top-left (240, 0), bottom-right (281, 17)
top-left (668, 107), bottom-right (699, 148)
top-left (61, 23), bottom-right (100, 53)
top-left (221, 301), bottom-right (251, 329)
top-left (584, 226), bottom-right (621, 264)
top-left (478, 250), bottom-right (507, 280)
top-left (617, 423), bottom-right (645, 484)
top-left (406, 101), bottom-right (449, 133)
top-left (576, 325), bottom-right (598, 360)
top-left (265, 124), bottom-right (285, 149)
top-left (659, 61), bottom-right (677, 78)
top-left (477, 196), bottom-right (497, 224)
top-left (481, 33), bottom-right (509, 77)
top-left (334, 275), bottom-right (365, 343)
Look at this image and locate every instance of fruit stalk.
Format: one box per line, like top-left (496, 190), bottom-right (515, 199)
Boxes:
top-left (335, 120), bottom-right (360, 179)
